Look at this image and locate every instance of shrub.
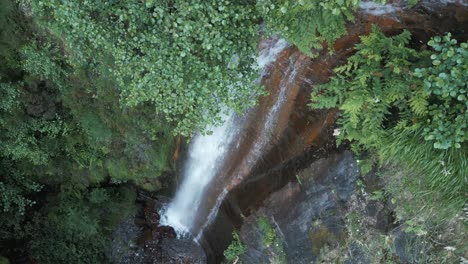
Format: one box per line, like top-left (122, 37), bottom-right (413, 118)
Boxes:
top-left (28, 186), bottom-right (136, 264)
top-left (257, 0), bottom-right (386, 56)
top-left (224, 232), bottom-right (247, 262)
top-left (258, 216), bottom-right (276, 247)
top-left (24, 0), bottom-right (263, 136)
top-left (310, 25), bottom-right (467, 200)
top-left (310, 25), bottom-right (421, 154)
top-left (413, 34), bottom-right (468, 150)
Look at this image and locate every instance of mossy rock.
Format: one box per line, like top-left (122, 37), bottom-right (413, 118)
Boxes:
top-left (309, 224), bottom-right (346, 256)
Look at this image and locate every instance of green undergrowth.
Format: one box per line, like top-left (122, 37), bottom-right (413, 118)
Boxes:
top-left (28, 186), bottom-right (137, 264)
top-left (0, 0), bottom-right (171, 262)
top-left (224, 232), bottom-right (247, 263)
top-left (258, 216), bottom-right (287, 264)
top-left (311, 24), bottom-right (467, 264)
top-left (318, 165), bottom-right (467, 263)
top-left (310, 25), bottom-right (467, 208)
top-left (382, 165), bottom-right (467, 262)
top-left (257, 0), bottom-right (389, 57)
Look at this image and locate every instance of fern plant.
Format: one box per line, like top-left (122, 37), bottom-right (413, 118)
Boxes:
top-left (310, 25), bottom-right (467, 200)
top-left (310, 25), bottom-right (421, 153)
top-left (257, 0), bottom-right (387, 57)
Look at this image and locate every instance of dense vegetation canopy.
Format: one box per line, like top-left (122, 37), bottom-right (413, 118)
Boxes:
top-left (0, 0), bottom-right (466, 263)
top-left (26, 0), bottom-right (262, 135)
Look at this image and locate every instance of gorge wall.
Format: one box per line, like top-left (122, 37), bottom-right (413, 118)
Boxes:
top-left (110, 1), bottom-right (468, 263)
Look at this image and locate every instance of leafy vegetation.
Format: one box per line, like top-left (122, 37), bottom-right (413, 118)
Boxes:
top-left (1, 0), bottom-right (466, 262)
top-left (0, 0), bottom-right (164, 262)
top-left (258, 216), bottom-right (276, 247)
top-left (23, 0), bottom-right (263, 136)
top-left (257, 0), bottom-right (386, 56)
top-left (224, 232), bottom-right (247, 263)
top-left (413, 34), bottom-right (467, 150)
top-left (29, 186), bottom-right (136, 264)
top-left (257, 216), bottom-right (287, 263)
top-left (310, 26), bottom-right (467, 202)
top-left (310, 23), bottom-right (467, 264)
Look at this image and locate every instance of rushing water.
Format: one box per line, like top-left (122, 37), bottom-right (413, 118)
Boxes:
top-left (193, 61), bottom-right (299, 240)
top-left (161, 38), bottom-right (289, 238)
top-left (160, 113), bottom-right (238, 235)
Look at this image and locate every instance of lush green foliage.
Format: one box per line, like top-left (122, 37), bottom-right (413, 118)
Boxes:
top-left (0, 161), bottom-right (42, 240)
top-left (310, 26), bottom-right (467, 201)
top-left (256, 216), bottom-right (287, 263)
top-left (29, 186), bottom-right (136, 264)
top-left (0, 1), bottom-right (160, 262)
top-left (414, 34), bottom-right (468, 149)
top-left (381, 129), bottom-right (467, 202)
top-left (257, 0), bottom-right (386, 56)
top-left (24, 0), bottom-right (263, 136)
top-left (258, 216), bottom-right (276, 247)
top-left (224, 232), bottom-right (247, 262)
top-left (311, 25), bottom-right (421, 153)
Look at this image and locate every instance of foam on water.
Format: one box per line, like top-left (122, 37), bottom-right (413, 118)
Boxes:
top-left (194, 188), bottom-right (228, 242)
top-left (160, 113), bottom-right (237, 236)
top-left (359, 1), bottom-right (398, 15)
top-left (257, 39), bottom-right (289, 71)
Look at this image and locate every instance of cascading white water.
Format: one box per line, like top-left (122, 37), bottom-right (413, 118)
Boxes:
top-left (194, 188), bottom-right (228, 242)
top-left (161, 38), bottom-right (288, 237)
top-left (160, 113), bottom-right (238, 236)
top-left (359, 1), bottom-right (398, 15)
top-left (193, 63), bottom-right (297, 240)
top-left (229, 60), bottom-right (298, 187)
top-left (257, 39), bottom-right (288, 71)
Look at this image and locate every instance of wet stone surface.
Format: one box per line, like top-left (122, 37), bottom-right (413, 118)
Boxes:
top-left (239, 151), bottom-right (359, 263)
top-left (110, 193), bottom-right (206, 264)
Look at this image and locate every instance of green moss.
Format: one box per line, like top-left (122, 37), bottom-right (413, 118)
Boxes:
top-left (224, 232), bottom-right (247, 263)
top-left (258, 216), bottom-right (276, 247)
top-left (257, 216), bottom-right (287, 263)
top-left (309, 223), bottom-right (347, 256)
top-left (309, 225), bottom-right (333, 256)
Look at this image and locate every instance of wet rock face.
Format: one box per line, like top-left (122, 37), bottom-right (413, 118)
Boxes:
top-left (391, 225), bottom-right (430, 263)
top-left (110, 193), bottom-right (206, 264)
top-left (239, 151), bottom-right (359, 263)
top-left (203, 1), bottom-right (468, 261)
top-left (154, 239), bottom-right (206, 264)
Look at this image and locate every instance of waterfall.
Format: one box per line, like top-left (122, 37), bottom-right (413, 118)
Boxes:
top-left (226, 61), bottom-right (298, 189)
top-left (194, 188), bottom-right (228, 242)
top-left (359, 1), bottom-right (398, 15)
top-left (160, 113), bottom-right (238, 236)
top-left (193, 62), bottom-right (298, 240)
top-left (161, 38), bottom-right (289, 237)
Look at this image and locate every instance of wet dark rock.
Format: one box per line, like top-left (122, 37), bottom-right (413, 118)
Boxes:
top-left (110, 193), bottom-right (205, 263)
top-left (110, 210), bottom-right (146, 264)
top-left (152, 238), bottom-right (207, 264)
top-left (344, 242), bottom-right (371, 264)
top-left (152, 226), bottom-right (177, 241)
top-left (239, 151), bottom-right (359, 263)
top-left (392, 225), bottom-right (430, 263)
top-left (375, 207), bottom-right (394, 233)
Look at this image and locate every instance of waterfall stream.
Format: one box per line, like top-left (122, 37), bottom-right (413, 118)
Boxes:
top-left (160, 112), bottom-right (238, 236)
top-left (161, 38), bottom-right (289, 238)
